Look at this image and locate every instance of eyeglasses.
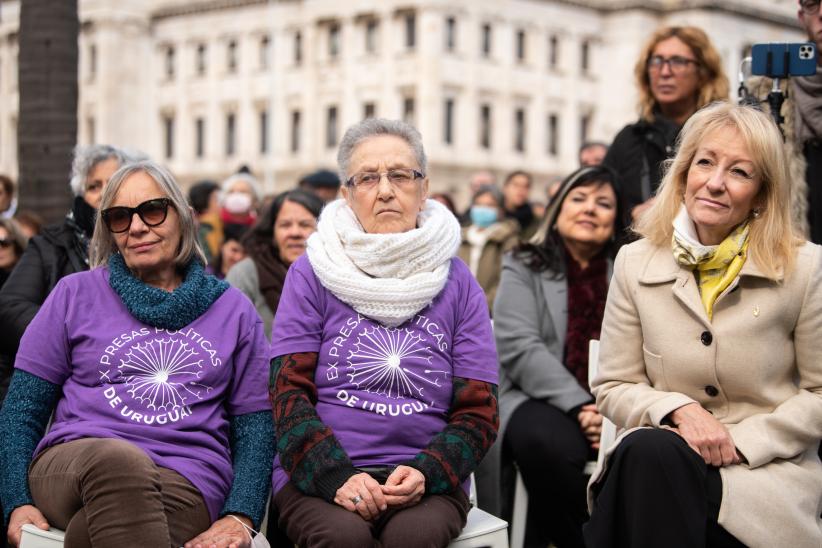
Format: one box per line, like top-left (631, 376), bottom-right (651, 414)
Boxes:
top-left (0, 238), bottom-right (12, 248)
top-left (101, 198), bottom-right (173, 233)
top-left (800, 0), bottom-right (820, 15)
top-left (647, 55), bottom-right (698, 73)
top-left (345, 168), bottom-right (425, 190)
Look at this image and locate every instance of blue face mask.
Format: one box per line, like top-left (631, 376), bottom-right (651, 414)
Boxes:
top-left (470, 205), bottom-right (499, 228)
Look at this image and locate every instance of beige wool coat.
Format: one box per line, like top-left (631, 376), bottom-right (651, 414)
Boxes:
top-left (590, 238), bottom-right (822, 547)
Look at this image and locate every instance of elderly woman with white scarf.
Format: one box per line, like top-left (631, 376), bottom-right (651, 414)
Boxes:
top-left (268, 118), bottom-right (500, 548)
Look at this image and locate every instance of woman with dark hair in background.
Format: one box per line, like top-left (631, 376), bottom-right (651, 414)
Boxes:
top-left (226, 188), bottom-right (323, 338)
top-left (492, 165), bottom-right (623, 548)
top-left (605, 26), bottom-right (729, 226)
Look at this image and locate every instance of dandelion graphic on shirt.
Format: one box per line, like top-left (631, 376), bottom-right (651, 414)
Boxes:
top-left (343, 319), bottom-right (450, 409)
top-left (97, 327), bottom-right (221, 424)
top-left (119, 337), bottom-right (211, 410)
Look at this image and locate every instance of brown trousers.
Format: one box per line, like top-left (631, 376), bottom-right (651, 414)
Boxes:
top-left (274, 482), bottom-right (470, 548)
top-left (28, 438), bottom-right (211, 548)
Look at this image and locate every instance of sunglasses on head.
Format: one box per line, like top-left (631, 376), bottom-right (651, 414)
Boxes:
top-left (101, 198), bottom-right (173, 233)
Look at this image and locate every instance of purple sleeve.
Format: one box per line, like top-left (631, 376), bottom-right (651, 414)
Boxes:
top-left (451, 261), bottom-right (499, 385)
top-left (14, 279), bottom-right (72, 385)
top-left (226, 308), bottom-right (271, 416)
top-left (270, 257), bottom-right (324, 357)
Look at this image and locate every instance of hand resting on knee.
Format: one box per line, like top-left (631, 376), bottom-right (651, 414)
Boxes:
top-left (668, 403), bottom-right (743, 467)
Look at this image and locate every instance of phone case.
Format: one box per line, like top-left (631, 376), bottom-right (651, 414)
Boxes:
top-left (751, 43), bottom-right (817, 77)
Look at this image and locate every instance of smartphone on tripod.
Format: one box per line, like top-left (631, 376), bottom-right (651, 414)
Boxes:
top-left (751, 43), bottom-right (817, 78)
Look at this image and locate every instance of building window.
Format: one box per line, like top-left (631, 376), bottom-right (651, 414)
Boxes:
top-left (225, 113), bottom-right (236, 156)
top-left (479, 104), bottom-right (491, 149)
top-left (291, 110), bottom-right (301, 153)
top-left (363, 102), bottom-right (376, 119)
top-left (514, 108), bottom-right (526, 153)
top-left (260, 35), bottom-right (271, 70)
top-left (227, 40), bottom-right (238, 73)
top-left (365, 20), bottom-right (378, 54)
top-left (580, 39), bottom-right (590, 74)
top-left (444, 98), bottom-right (454, 145)
top-left (195, 117), bottom-right (205, 158)
top-left (259, 110), bottom-right (268, 154)
top-left (403, 97), bottom-right (415, 125)
top-left (164, 46), bottom-right (175, 79)
top-left (445, 16), bottom-right (456, 52)
top-left (404, 13), bottom-right (416, 50)
top-left (549, 34), bottom-right (559, 69)
top-left (329, 23), bottom-right (340, 59)
top-left (547, 114), bottom-right (558, 156)
top-left (294, 31), bottom-right (302, 65)
top-left (580, 113), bottom-right (591, 144)
top-left (196, 43), bottom-right (207, 76)
top-left (515, 29), bottom-right (526, 63)
top-left (87, 116), bottom-right (95, 144)
top-left (88, 44), bottom-right (97, 80)
top-left (326, 106), bottom-right (338, 148)
top-left (481, 23), bottom-right (492, 58)
top-left (163, 115), bottom-right (174, 159)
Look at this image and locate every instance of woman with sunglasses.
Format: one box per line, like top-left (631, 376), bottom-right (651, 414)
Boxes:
top-left (0, 161), bottom-right (273, 547)
top-left (0, 218), bottom-right (28, 402)
top-left (604, 26), bottom-right (728, 227)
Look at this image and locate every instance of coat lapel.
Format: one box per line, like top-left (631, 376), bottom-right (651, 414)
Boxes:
top-left (540, 273), bottom-right (568, 344)
top-left (638, 243), bottom-right (711, 328)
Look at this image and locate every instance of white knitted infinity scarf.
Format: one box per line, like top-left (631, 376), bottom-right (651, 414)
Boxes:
top-left (306, 198), bottom-right (461, 327)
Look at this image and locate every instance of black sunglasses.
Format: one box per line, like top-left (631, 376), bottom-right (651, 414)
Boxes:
top-left (0, 238), bottom-right (13, 248)
top-left (101, 198), bottom-right (173, 233)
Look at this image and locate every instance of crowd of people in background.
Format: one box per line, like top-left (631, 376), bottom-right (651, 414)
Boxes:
top-left (0, 6), bottom-right (819, 546)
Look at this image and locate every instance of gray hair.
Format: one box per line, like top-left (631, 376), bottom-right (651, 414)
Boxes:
top-left (471, 184), bottom-right (504, 208)
top-left (337, 118), bottom-right (427, 183)
top-left (89, 160), bottom-right (206, 269)
top-left (69, 144), bottom-right (143, 197)
top-left (221, 171), bottom-right (261, 202)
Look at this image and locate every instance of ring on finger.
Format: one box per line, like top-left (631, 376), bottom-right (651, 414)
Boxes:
top-left (350, 495), bottom-right (363, 505)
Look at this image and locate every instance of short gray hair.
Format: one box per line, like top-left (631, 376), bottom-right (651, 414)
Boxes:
top-left (337, 118), bottom-right (427, 183)
top-left (69, 144), bottom-right (144, 197)
top-left (89, 160), bottom-right (206, 269)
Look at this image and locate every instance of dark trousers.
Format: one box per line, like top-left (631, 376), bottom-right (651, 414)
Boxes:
top-left (584, 429), bottom-right (746, 548)
top-left (29, 438), bottom-right (210, 547)
top-left (273, 482), bottom-right (470, 548)
top-left (504, 399), bottom-right (593, 548)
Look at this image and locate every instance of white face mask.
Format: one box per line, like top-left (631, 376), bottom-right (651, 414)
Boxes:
top-left (226, 515), bottom-right (271, 548)
top-left (224, 192), bottom-right (253, 215)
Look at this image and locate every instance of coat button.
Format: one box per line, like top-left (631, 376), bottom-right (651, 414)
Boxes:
top-left (700, 331), bottom-right (713, 346)
top-left (705, 385), bottom-right (719, 397)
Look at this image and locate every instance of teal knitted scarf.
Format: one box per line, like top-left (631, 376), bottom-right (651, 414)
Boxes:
top-left (108, 253), bottom-right (229, 330)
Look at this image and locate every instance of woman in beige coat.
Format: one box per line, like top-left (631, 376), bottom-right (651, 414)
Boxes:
top-left (585, 102), bottom-right (822, 548)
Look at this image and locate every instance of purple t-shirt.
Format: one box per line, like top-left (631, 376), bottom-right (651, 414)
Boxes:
top-left (269, 255), bottom-right (498, 493)
top-left (14, 268), bottom-right (270, 521)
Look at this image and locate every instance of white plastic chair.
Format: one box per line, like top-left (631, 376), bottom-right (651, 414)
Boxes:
top-left (447, 474), bottom-right (509, 548)
top-left (19, 524), bottom-right (65, 548)
top-left (509, 340), bottom-right (614, 548)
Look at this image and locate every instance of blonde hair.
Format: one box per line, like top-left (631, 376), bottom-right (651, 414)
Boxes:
top-left (635, 26), bottom-right (729, 122)
top-left (89, 161), bottom-right (206, 269)
top-left (636, 102), bottom-right (801, 279)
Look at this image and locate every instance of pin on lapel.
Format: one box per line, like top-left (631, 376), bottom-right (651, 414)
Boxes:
top-left (753, 305), bottom-right (760, 318)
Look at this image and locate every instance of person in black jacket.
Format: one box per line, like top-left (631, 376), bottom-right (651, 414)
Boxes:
top-left (604, 26), bottom-right (729, 227)
top-left (0, 145), bottom-right (135, 381)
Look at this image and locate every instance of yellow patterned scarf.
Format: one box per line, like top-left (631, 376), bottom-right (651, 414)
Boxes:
top-left (672, 211), bottom-right (749, 321)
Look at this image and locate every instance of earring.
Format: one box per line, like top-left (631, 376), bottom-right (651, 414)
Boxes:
top-left (752, 208), bottom-right (762, 218)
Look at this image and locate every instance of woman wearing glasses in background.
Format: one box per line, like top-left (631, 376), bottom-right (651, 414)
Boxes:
top-left (0, 161), bottom-right (274, 547)
top-left (269, 118), bottom-right (499, 547)
top-left (604, 26), bottom-right (729, 227)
